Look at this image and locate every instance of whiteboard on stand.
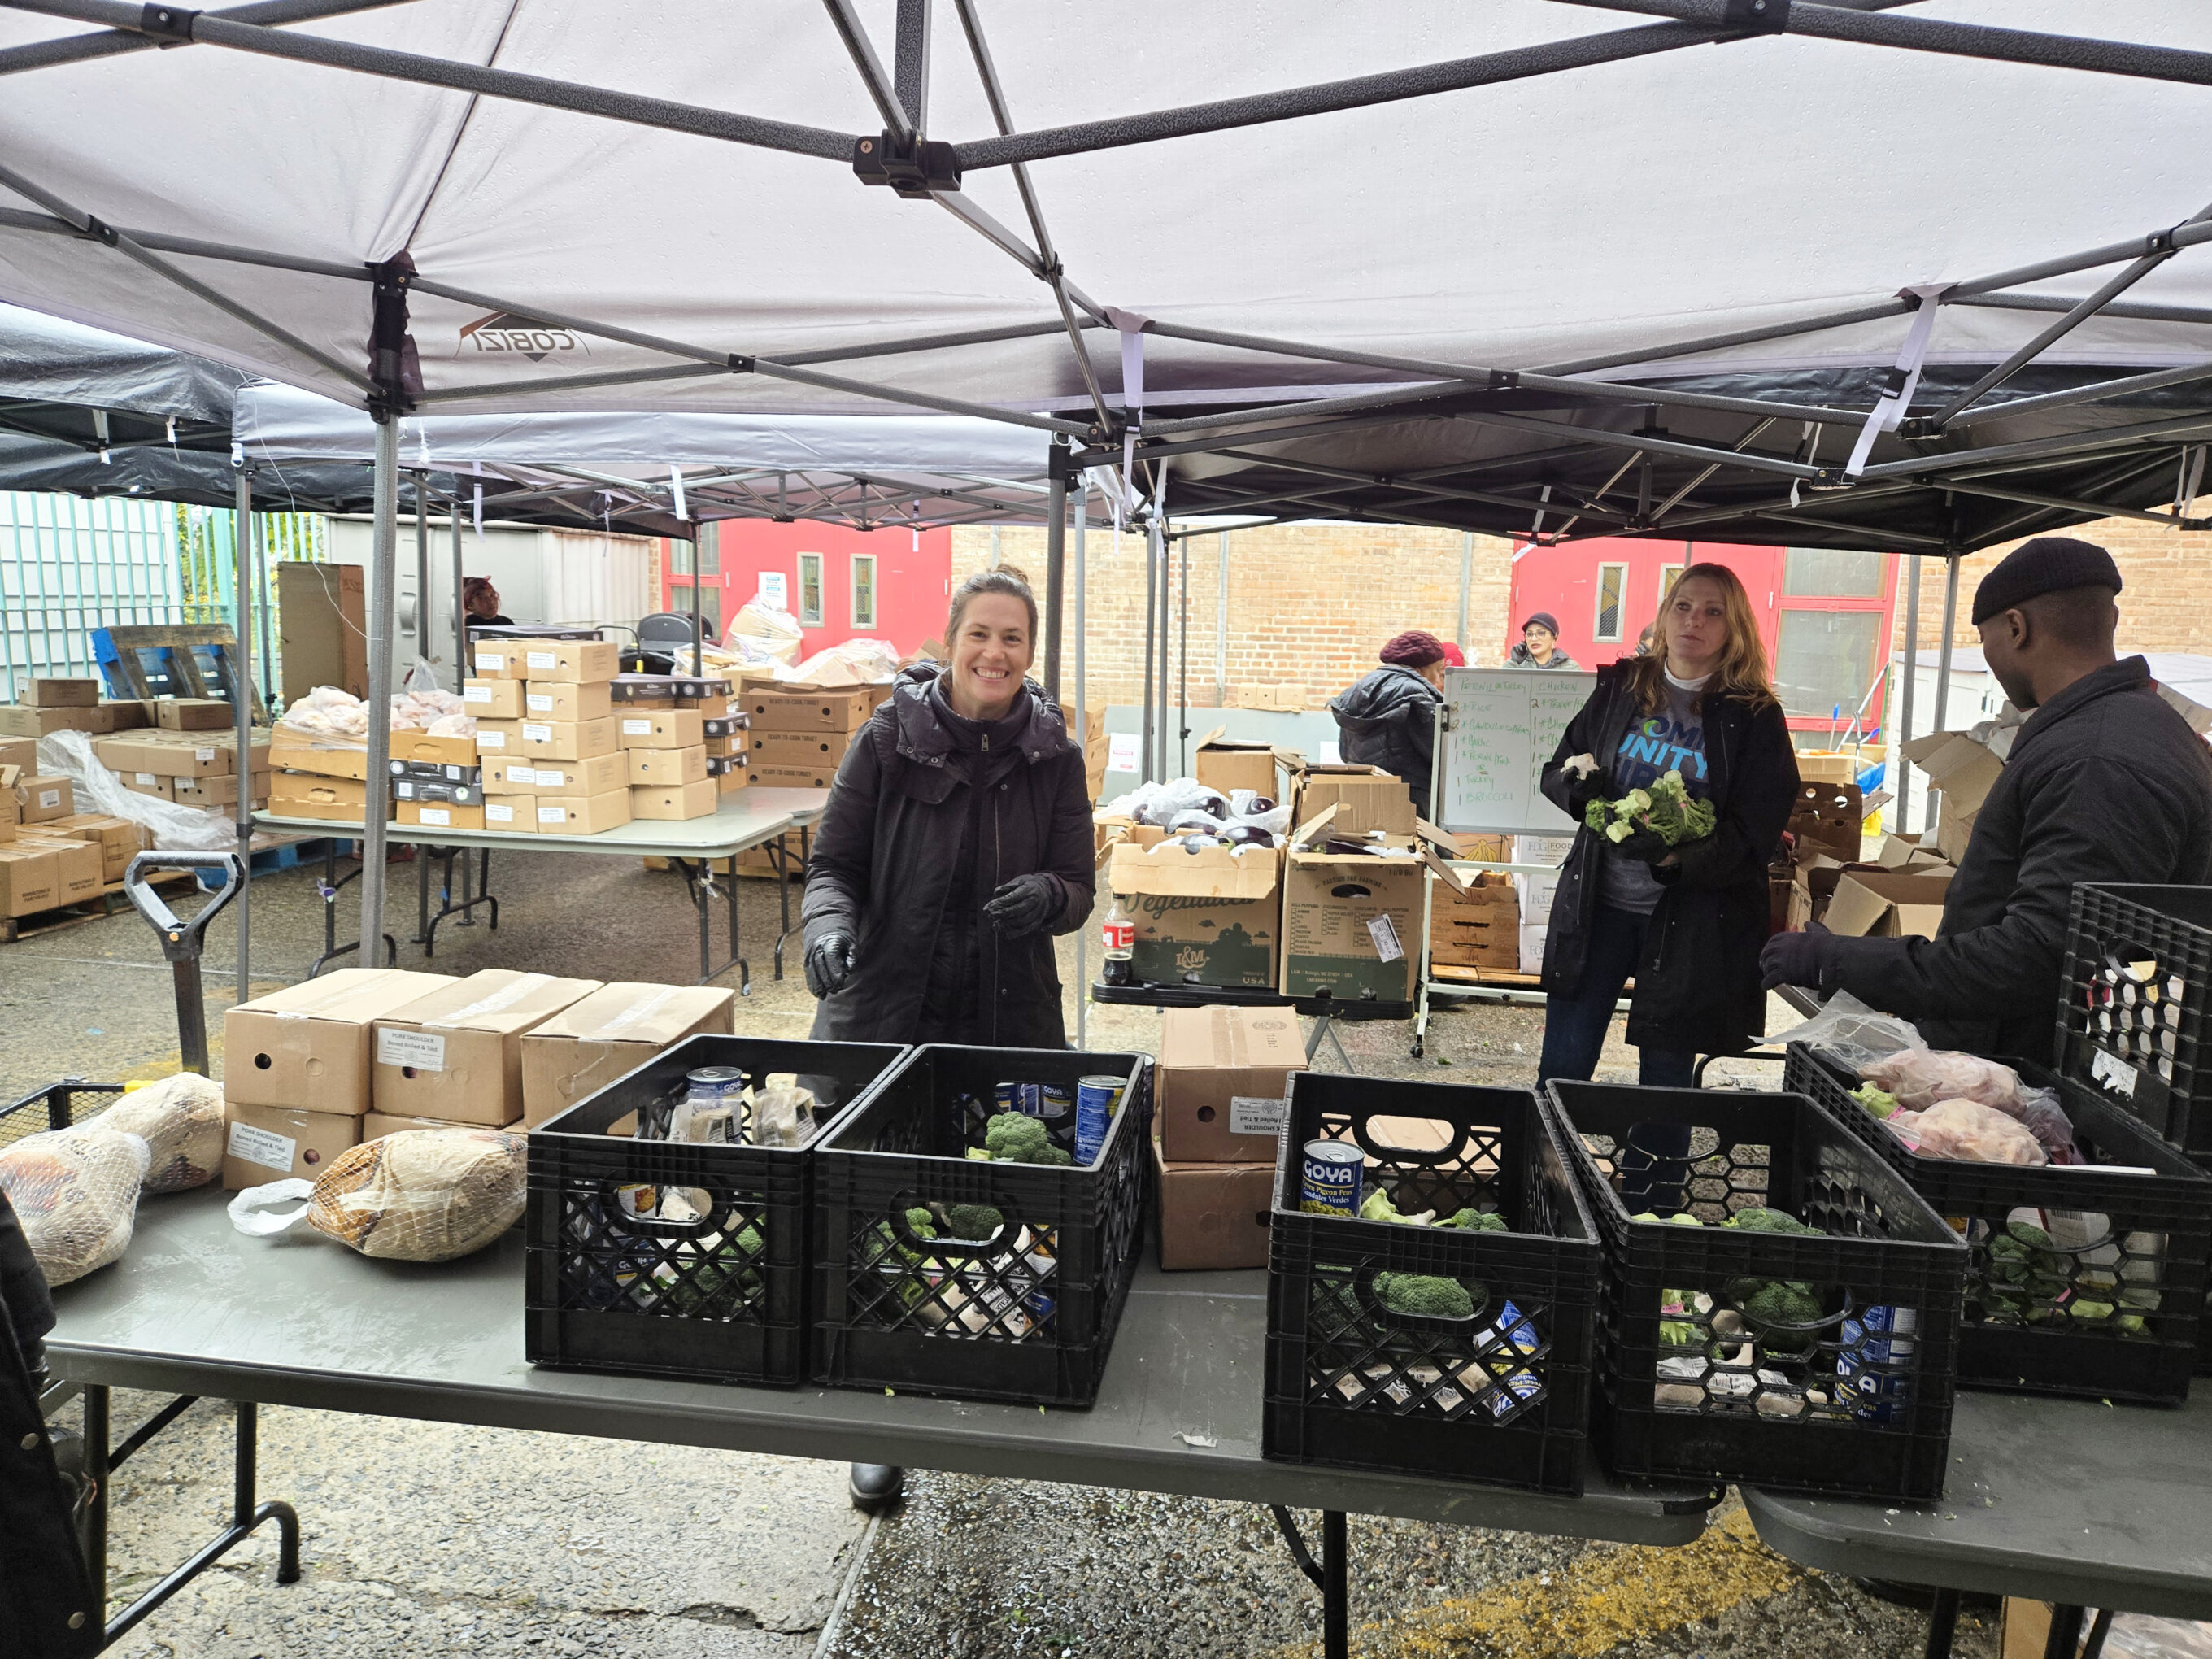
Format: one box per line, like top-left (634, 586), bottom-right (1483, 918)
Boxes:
top-left (1435, 668), bottom-right (1598, 835)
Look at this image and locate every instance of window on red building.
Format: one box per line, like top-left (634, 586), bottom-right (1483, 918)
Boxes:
top-left (851, 553), bottom-right (877, 629)
top-left (1594, 562), bottom-right (1628, 642)
top-left (798, 551), bottom-right (823, 627)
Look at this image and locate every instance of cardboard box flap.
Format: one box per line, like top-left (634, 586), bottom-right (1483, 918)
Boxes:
top-left (1903, 730), bottom-right (2005, 808)
top-left (1419, 845), bottom-right (1472, 895)
top-left (1825, 867), bottom-right (1957, 938)
top-left (382, 969), bottom-right (600, 1034)
top-left (1195, 728), bottom-right (1280, 756)
top-left (234, 966), bottom-right (452, 1021)
top-left (1287, 803), bottom-right (1340, 847)
top-left (530, 982), bottom-right (732, 1043)
top-left (1157, 1003), bottom-right (1308, 1074)
top-left (1109, 839), bottom-right (1278, 900)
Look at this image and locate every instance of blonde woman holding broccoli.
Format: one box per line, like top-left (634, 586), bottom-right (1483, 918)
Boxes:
top-left (1535, 564), bottom-right (1800, 1085)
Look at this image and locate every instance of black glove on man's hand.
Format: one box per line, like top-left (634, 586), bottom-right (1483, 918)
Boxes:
top-left (1609, 825), bottom-right (1671, 864)
top-left (1759, 921), bottom-right (1838, 992)
top-left (804, 931), bottom-right (857, 998)
top-left (984, 873), bottom-right (1060, 938)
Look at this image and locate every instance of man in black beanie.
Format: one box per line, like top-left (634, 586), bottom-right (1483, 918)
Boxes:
top-left (1761, 536), bottom-right (2212, 1059)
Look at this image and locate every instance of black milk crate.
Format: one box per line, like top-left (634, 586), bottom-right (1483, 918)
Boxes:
top-left (2057, 884), bottom-right (2212, 1156)
top-left (1548, 1080), bottom-right (1968, 1502)
top-left (1261, 1073), bottom-right (1600, 1496)
top-left (810, 1045), bottom-right (1152, 1408)
top-left (524, 1035), bottom-right (908, 1388)
top-left (1787, 1043), bottom-right (2212, 1402)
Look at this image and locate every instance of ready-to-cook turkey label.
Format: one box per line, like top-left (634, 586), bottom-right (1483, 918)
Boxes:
top-left (621, 719), bottom-right (652, 736)
top-left (478, 651), bottom-right (506, 673)
top-left (527, 694), bottom-right (555, 712)
top-left (523, 722), bottom-right (553, 742)
top-left (464, 685), bottom-right (491, 704)
top-left (478, 729), bottom-right (507, 748)
top-left (527, 650), bottom-right (558, 671)
top-left (377, 1028), bottom-right (447, 1071)
top-left (538, 806), bottom-right (568, 825)
top-left (227, 1121), bottom-right (296, 1172)
top-left (487, 803), bottom-right (516, 824)
top-left (420, 807), bottom-right (452, 825)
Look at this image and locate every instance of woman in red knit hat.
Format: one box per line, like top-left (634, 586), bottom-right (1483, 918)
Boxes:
top-left (1329, 629), bottom-right (1449, 816)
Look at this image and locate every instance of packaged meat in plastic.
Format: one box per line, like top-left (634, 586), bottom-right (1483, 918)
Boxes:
top-left (1861, 1048), bottom-right (2027, 1113)
top-left (229, 1128), bottom-right (525, 1262)
top-left (0, 1126), bottom-right (152, 1285)
top-left (98, 1073), bottom-right (224, 1194)
top-left (1907, 1098), bottom-right (2047, 1166)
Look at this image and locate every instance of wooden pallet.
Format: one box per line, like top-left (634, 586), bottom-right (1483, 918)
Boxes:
top-left (1, 868), bottom-right (196, 945)
top-left (1428, 964), bottom-right (1543, 988)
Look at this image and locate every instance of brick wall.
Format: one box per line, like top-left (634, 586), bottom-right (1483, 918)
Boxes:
top-left (950, 523), bottom-right (1518, 711)
top-left (1897, 516), bottom-right (2211, 657)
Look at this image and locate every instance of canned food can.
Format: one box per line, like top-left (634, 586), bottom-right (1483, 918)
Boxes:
top-left (1074, 1075), bottom-right (1124, 1165)
top-left (1300, 1139), bottom-right (1365, 1217)
top-left (1835, 1347), bottom-right (1912, 1423)
top-left (995, 1080), bottom-right (1042, 1117)
top-left (1038, 1082), bottom-right (1076, 1134)
top-left (686, 1065), bottom-right (746, 1101)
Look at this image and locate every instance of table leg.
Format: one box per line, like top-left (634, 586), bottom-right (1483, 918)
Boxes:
top-left (1923, 1587), bottom-right (1960, 1659)
top-left (84, 1383), bottom-right (108, 1617)
top-left (775, 836), bottom-right (792, 978)
top-left (1304, 1015), bottom-right (1358, 1076)
top-left (697, 860), bottom-right (712, 983)
top-left (2081, 1610), bottom-right (2115, 1659)
top-left (728, 864), bottom-right (749, 996)
top-left (2044, 1606), bottom-right (2088, 1659)
top-left (1268, 1506), bottom-right (1350, 1659)
top-left (415, 841), bottom-right (431, 946)
top-left (309, 841), bottom-right (397, 977)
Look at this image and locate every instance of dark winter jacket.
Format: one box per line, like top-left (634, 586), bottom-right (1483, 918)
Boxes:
top-left (1539, 664), bottom-right (1801, 1056)
top-left (1507, 642), bottom-right (1582, 672)
top-left (0, 1191), bottom-right (102, 1657)
top-left (802, 664), bottom-right (1095, 1050)
top-left (1330, 665), bottom-right (1445, 817)
top-left (1825, 656), bottom-right (2212, 1061)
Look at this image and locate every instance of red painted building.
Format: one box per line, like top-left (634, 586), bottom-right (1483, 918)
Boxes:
top-left (1507, 539), bottom-right (1900, 744)
top-left (661, 521), bottom-right (952, 656)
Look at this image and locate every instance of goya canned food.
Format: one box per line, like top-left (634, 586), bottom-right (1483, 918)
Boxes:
top-left (1074, 1075), bottom-right (1125, 1165)
top-left (1300, 1139), bottom-right (1364, 1217)
top-left (995, 1081), bottom-right (1041, 1117)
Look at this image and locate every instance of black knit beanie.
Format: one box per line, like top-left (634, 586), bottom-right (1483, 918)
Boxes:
top-left (1970, 537), bottom-right (2123, 625)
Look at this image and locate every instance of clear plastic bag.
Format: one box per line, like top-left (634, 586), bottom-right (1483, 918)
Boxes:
top-left (0, 1125), bottom-right (152, 1285)
top-left (1763, 990), bottom-right (1927, 1073)
top-left (229, 1128), bottom-right (525, 1262)
top-left (1896, 1099), bottom-right (2047, 1166)
top-left (1862, 1049), bottom-right (2026, 1113)
top-left (40, 729), bottom-right (233, 851)
top-left (98, 1073), bottom-right (223, 1194)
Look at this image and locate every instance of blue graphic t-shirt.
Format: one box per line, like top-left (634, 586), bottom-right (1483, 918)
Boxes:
top-left (1599, 671), bottom-right (1710, 916)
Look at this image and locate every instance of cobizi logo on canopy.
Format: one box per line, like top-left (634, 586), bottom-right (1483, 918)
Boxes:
top-left (458, 312), bottom-right (589, 363)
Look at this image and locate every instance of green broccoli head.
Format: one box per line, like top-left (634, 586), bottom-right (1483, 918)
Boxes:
top-left (1725, 1207), bottom-right (1820, 1235)
top-left (1738, 1280), bottom-right (1824, 1356)
top-left (905, 1206), bottom-right (938, 1239)
top-left (984, 1110), bottom-right (1050, 1160)
top-left (1445, 1207), bottom-right (1509, 1232)
top-left (1848, 1083), bottom-right (1900, 1119)
top-left (1373, 1272), bottom-right (1474, 1320)
top-left (1583, 798), bottom-right (1609, 834)
top-left (1029, 1143), bottom-right (1073, 1166)
top-left (1359, 1188), bottom-right (1402, 1224)
top-left (939, 1204), bottom-right (1005, 1240)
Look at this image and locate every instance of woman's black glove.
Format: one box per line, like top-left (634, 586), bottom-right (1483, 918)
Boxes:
top-left (984, 873), bottom-right (1060, 938)
top-left (804, 931), bottom-right (857, 998)
top-left (1608, 825), bottom-right (1672, 864)
top-left (1563, 764), bottom-right (1611, 815)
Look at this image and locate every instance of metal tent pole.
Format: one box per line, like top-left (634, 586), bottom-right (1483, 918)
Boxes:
top-left (691, 524), bottom-right (705, 674)
top-left (451, 503), bottom-right (465, 687)
top-left (1073, 482), bottom-right (1089, 1049)
top-left (1935, 551), bottom-right (1962, 738)
top-left (1215, 531), bottom-right (1230, 706)
top-left (1140, 518), bottom-right (1157, 786)
top-left (414, 477), bottom-right (429, 671)
top-left (1458, 532), bottom-right (1474, 655)
top-left (1897, 554), bottom-right (1921, 834)
top-left (1178, 523), bottom-right (1189, 776)
top-left (1154, 517), bottom-right (1170, 781)
top-left (232, 464), bottom-right (254, 1002)
top-left (360, 415), bottom-right (398, 952)
top-left (1043, 441), bottom-right (1068, 702)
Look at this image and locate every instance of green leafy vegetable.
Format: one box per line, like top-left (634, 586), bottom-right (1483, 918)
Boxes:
top-left (1582, 769), bottom-right (1717, 847)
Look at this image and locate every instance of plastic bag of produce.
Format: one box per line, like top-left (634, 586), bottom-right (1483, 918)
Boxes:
top-left (228, 1128), bottom-right (525, 1262)
top-left (0, 1126), bottom-right (152, 1285)
top-left (1862, 1048), bottom-right (2026, 1113)
top-left (98, 1073), bottom-right (223, 1194)
top-left (1763, 990), bottom-right (1925, 1073)
top-left (1891, 1098), bottom-right (2046, 1165)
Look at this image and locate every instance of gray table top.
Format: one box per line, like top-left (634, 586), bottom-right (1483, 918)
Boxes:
top-left (1745, 1391), bottom-right (2212, 1619)
top-left (255, 798), bottom-right (795, 862)
top-left (46, 1188), bottom-right (1707, 1544)
top-left (732, 786), bottom-right (832, 828)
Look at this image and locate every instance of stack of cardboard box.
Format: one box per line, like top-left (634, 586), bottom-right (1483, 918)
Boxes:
top-left (94, 728), bottom-right (272, 820)
top-left (745, 683), bottom-right (886, 790)
top-left (1512, 834), bottom-right (1572, 973)
top-left (517, 981), bottom-right (734, 1128)
top-left (472, 640), bottom-right (631, 834)
top-left (1783, 771), bottom-right (1957, 940)
top-left (1428, 870), bottom-right (1520, 970)
top-left (0, 677), bottom-right (159, 738)
top-left (1152, 1004), bottom-right (1307, 1270)
top-left (610, 673), bottom-right (738, 823)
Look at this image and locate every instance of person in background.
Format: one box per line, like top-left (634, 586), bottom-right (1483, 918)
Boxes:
top-left (461, 576), bottom-right (512, 627)
top-left (1761, 538), bottom-right (2212, 1059)
top-left (1329, 630), bottom-right (1448, 818)
top-left (1535, 564), bottom-right (1800, 1084)
top-left (1439, 642), bottom-right (1467, 668)
top-left (800, 568), bottom-right (1094, 1517)
top-left (1508, 612), bottom-right (1580, 671)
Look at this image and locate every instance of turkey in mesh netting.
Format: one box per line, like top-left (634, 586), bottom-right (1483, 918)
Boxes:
top-left (0, 1126), bottom-right (152, 1285)
top-left (229, 1129), bottom-right (526, 1262)
top-left (98, 1073), bottom-right (224, 1193)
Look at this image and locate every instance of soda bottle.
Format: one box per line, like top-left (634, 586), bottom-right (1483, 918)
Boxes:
top-left (1100, 896), bottom-right (1135, 986)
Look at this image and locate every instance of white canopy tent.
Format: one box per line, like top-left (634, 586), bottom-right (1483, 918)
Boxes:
top-left (8, 0), bottom-right (2212, 945)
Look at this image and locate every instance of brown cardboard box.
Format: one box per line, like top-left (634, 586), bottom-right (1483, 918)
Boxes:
top-left (1788, 780), bottom-right (1864, 864)
top-left (22, 834), bottom-right (101, 902)
top-left (1824, 867), bottom-right (1957, 939)
top-left (222, 1100), bottom-right (361, 1190)
top-left (398, 799), bottom-right (486, 830)
top-left (630, 780), bottom-right (718, 821)
top-left (716, 767), bottom-right (748, 795)
top-left (1231, 681), bottom-right (1308, 712)
top-left (462, 677), bottom-right (525, 718)
top-left (1152, 1137), bottom-right (1276, 1270)
top-left (103, 699), bottom-right (153, 733)
top-left (224, 967), bottom-right (455, 1113)
top-left (0, 738), bottom-right (32, 773)
top-left (1156, 1004), bottom-right (1308, 1162)
top-left (748, 763), bottom-right (838, 789)
top-left (533, 790), bottom-right (632, 834)
top-left (747, 688), bottom-right (877, 733)
top-left (267, 736), bottom-right (370, 782)
top-left (484, 754), bottom-right (626, 798)
top-left (688, 693), bottom-right (733, 718)
top-left (703, 734), bottom-right (741, 759)
top-left (372, 969), bottom-right (601, 1125)
top-left (626, 745), bottom-right (708, 787)
top-left (389, 730), bottom-right (481, 769)
top-left (518, 982), bottom-right (735, 1129)
top-left (517, 717), bottom-right (619, 762)
top-left (278, 560), bottom-right (368, 702)
top-left (0, 844), bottom-right (59, 916)
top-left (0, 706), bottom-right (92, 738)
top-left (617, 709), bottom-right (704, 750)
top-left (470, 643), bottom-right (523, 680)
top-left (1279, 847), bottom-right (1430, 1002)
top-left (28, 677), bottom-right (99, 708)
top-left (523, 681), bottom-right (612, 724)
top-left (272, 772), bottom-right (367, 808)
top-left (749, 729), bottom-right (853, 769)
top-left (50, 813), bottom-right (145, 882)
top-left (1793, 750), bottom-right (1863, 785)
top-left (17, 774), bottom-right (72, 822)
top-left (364, 1108), bottom-right (520, 1139)
top-left (1904, 729), bottom-right (2004, 864)
top-left (1293, 764), bottom-right (1417, 835)
top-left (1936, 792), bottom-right (1980, 864)
top-left (170, 772), bottom-right (246, 808)
top-left (156, 697), bottom-right (234, 731)
top-left (516, 639), bottom-right (619, 683)
top-left (1107, 841), bottom-right (1280, 989)
top-left (121, 772), bottom-right (177, 801)
top-left (1192, 728), bottom-right (1284, 799)
top-left (472, 721), bottom-right (522, 761)
top-left (481, 795), bottom-right (537, 833)
top-left (97, 731), bottom-right (242, 777)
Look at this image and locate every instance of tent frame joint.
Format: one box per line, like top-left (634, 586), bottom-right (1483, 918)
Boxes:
top-left (851, 129), bottom-right (961, 196)
top-left (141, 5), bottom-right (198, 43)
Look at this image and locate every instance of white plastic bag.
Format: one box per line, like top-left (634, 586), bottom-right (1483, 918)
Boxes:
top-left (1763, 990), bottom-right (1926, 1073)
top-left (0, 1126), bottom-right (152, 1285)
top-left (40, 729), bottom-right (233, 851)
